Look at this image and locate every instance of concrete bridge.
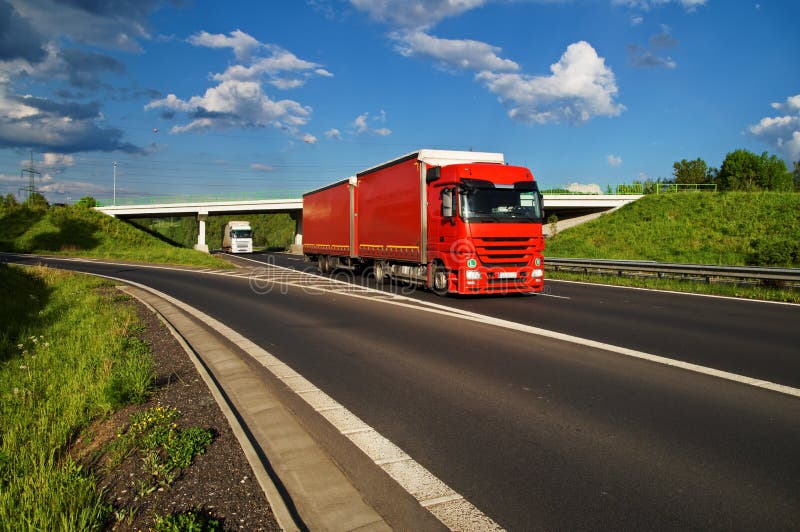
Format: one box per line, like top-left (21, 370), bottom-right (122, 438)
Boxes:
top-left (96, 194), bottom-right (642, 252)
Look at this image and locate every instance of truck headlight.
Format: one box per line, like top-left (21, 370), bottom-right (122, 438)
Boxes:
top-left (465, 270), bottom-right (482, 280)
top-left (532, 269), bottom-right (544, 278)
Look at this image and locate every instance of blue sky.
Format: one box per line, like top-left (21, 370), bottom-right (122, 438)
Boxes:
top-left (1, 0), bottom-right (798, 202)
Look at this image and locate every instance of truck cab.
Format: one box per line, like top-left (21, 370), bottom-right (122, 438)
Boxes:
top-left (426, 162), bottom-right (545, 294)
top-left (222, 221), bottom-right (253, 253)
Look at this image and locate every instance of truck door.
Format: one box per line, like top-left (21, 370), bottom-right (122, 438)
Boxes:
top-left (436, 186), bottom-right (460, 257)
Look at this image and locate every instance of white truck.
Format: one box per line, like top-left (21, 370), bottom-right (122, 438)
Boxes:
top-left (222, 221), bottom-right (253, 253)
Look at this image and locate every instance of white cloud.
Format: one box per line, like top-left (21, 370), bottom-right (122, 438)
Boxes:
top-left (250, 163), bottom-right (275, 172)
top-left (350, 0), bottom-right (487, 29)
top-left (612, 0), bottom-right (707, 11)
top-left (352, 111), bottom-right (393, 136)
top-left (188, 29), bottom-right (262, 61)
top-left (771, 94), bottom-right (800, 113)
top-left (211, 45), bottom-right (324, 85)
top-left (149, 31), bottom-right (330, 137)
top-left (476, 41), bottom-right (624, 124)
top-left (630, 14), bottom-right (644, 25)
top-left (607, 154), bottom-right (623, 166)
top-left (352, 2), bottom-right (624, 127)
top-left (749, 94), bottom-right (800, 161)
top-left (353, 112), bottom-right (369, 133)
top-left (42, 153), bottom-right (75, 168)
top-left (147, 80), bottom-right (311, 134)
top-left (324, 128), bottom-right (342, 140)
top-left (392, 30), bottom-right (519, 72)
top-left (303, 133), bottom-right (318, 144)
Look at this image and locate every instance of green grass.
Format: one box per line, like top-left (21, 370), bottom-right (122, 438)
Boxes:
top-left (0, 204), bottom-right (232, 269)
top-left (546, 192), bottom-right (800, 267)
top-left (0, 265), bottom-right (155, 530)
top-left (109, 404), bottom-right (212, 491)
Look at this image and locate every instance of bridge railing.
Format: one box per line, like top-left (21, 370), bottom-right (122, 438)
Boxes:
top-left (656, 183), bottom-right (718, 194)
top-left (96, 191), bottom-right (305, 207)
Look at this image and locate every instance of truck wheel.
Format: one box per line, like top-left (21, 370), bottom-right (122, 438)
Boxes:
top-left (431, 263), bottom-right (449, 296)
top-left (374, 261), bottom-right (386, 284)
top-left (318, 255), bottom-right (328, 273)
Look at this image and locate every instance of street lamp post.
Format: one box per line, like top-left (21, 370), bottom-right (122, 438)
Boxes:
top-left (113, 161), bottom-right (118, 205)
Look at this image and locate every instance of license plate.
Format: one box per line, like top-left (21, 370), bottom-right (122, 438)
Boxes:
top-left (498, 272), bottom-right (517, 279)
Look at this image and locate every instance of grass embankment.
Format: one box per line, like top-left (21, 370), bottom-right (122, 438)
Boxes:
top-left (130, 213), bottom-right (295, 251)
top-left (546, 192), bottom-right (800, 266)
top-left (0, 265), bottom-right (153, 529)
top-left (545, 192), bottom-right (800, 302)
top-left (0, 204), bottom-right (232, 268)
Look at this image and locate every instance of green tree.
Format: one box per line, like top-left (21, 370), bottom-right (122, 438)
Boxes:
top-left (76, 196), bottom-right (97, 208)
top-left (672, 158), bottom-right (711, 184)
top-left (794, 161), bottom-right (800, 191)
top-left (715, 149), bottom-right (792, 191)
top-left (1, 193), bottom-right (18, 208)
top-left (26, 192), bottom-right (49, 208)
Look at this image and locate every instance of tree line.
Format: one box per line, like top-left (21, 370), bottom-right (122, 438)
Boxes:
top-left (629, 149), bottom-right (799, 194)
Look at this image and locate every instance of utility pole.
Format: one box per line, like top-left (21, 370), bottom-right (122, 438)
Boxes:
top-left (113, 161), bottom-right (118, 205)
top-left (19, 151), bottom-right (41, 203)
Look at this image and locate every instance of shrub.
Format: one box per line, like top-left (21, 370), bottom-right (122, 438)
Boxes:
top-left (747, 238), bottom-right (799, 266)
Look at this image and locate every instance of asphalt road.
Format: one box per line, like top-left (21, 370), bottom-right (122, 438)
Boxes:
top-left (243, 251), bottom-right (800, 389)
top-left (6, 253), bottom-right (800, 530)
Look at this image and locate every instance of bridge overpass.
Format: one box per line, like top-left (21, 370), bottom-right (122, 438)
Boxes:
top-left (95, 194), bottom-right (642, 252)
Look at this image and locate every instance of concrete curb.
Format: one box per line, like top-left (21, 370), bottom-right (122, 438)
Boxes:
top-left (118, 285), bottom-right (391, 532)
top-left (118, 286), bottom-right (301, 532)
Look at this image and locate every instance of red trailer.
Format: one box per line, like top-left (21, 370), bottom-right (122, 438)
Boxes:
top-left (303, 150), bottom-right (545, 295)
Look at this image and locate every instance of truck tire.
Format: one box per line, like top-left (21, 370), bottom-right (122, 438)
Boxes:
top-left (374, 261), bottom-right (386, 285)
top-left (431, 263), bottom-right (449, 296)
top-left (318, 255), bottom-right (328, 274)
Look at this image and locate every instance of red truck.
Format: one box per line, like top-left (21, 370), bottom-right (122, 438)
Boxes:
top-left (303, 150), bottom-right (545, 295)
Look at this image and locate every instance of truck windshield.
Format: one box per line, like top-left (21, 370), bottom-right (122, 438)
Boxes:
top-left (231, 229), bottom-right (252, 238)
top-left (459, 187), bottom-right (543, 223)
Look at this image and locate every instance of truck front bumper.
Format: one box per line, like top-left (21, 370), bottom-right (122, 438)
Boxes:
top-left (454, 265), bottom-right (544, 294)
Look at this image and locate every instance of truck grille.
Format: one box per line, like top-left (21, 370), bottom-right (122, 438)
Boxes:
top-left (473, 236), bottom-right (541, 267)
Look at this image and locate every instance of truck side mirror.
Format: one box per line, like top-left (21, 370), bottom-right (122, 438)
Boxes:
top-left (441, 188), bottom-right (454, 219)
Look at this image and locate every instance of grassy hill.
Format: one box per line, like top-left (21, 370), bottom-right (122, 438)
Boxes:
top-left (546, 192), bottom-right (800, 267)
top-left (0, 204), bottom-right (232, 268)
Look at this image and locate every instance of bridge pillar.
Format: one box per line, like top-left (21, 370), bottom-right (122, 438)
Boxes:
top-left (194, 211), bottom-right (209, 253)
top-left (289, 211), bottom-right (303, 254)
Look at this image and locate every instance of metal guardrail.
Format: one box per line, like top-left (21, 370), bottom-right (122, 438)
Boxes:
top-left (546, 258), bottom-right (800, 285)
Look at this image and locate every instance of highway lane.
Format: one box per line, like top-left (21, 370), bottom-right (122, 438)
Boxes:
top-left (242, 251), bottom-right (800, 389)
top-left (7, 254), bottom-right (800, 530)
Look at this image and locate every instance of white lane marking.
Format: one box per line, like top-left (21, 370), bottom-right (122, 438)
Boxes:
top-left (70, 269), bottom-right (505, 531)
top-left (548, 278), bottom-right (800, 307)
top-left (537, 292), bottom-right (571, 300)
top-left (15, 252), bottom-right (800, 399)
